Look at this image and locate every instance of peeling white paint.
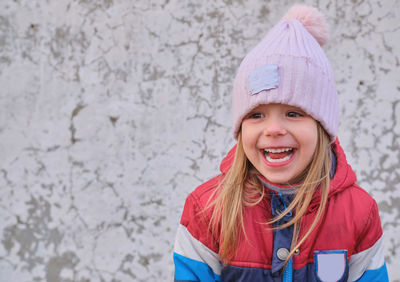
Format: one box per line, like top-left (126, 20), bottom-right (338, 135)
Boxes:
top-left (0, 0), bottom-right (399, 281)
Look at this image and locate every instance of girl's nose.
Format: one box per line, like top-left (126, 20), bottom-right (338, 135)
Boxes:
top-left (263, 118), bottom-right (287, 137)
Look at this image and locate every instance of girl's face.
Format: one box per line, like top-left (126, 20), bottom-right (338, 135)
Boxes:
top-left (241, 103), bottom-right (318, 184)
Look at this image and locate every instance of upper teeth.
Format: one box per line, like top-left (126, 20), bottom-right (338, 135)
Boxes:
top-left (264, 148), bottom-right (292, 153)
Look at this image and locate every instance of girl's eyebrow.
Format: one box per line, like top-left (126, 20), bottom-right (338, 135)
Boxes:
top-left (286, 107), bottom-right (305, 113)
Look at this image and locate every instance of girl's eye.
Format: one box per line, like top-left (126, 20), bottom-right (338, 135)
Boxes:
top-left (287, 111), bottom-right (303, 118)
top-left (249, 113), bottom-right (264, 119)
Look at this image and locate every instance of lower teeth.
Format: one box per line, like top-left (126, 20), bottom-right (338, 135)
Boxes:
top-left (265, 152), bottom-right (292, 163)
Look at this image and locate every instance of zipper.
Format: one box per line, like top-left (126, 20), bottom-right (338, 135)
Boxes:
top-left (282, 256), bottom-right (293, 282)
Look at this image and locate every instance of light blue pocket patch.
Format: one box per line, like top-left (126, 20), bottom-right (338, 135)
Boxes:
top-left (315, 250), bottom-right (348, 282)
top-left (248, 64), bottom-right (279, 95)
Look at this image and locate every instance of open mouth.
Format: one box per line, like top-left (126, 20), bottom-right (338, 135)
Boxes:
top-left (264, 148), bottom-right (294, 163)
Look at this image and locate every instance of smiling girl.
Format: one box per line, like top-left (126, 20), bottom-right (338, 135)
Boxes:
top-left (173, 5), bottom-right (388, 282)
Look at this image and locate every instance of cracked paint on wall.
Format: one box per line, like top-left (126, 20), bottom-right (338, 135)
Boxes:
top-left (0, 0), bottom-right (399, 281)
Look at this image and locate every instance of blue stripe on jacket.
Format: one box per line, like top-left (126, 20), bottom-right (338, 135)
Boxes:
top-left (174, 252), bottom-right (221, 282)
top-left (355, 263), bottom-right (388, 282)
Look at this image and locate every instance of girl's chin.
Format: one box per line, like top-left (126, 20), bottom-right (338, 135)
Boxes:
top-left (259, 172), bottom-right (295, 185)
top-left (259, 168), bottom-right (306, 185)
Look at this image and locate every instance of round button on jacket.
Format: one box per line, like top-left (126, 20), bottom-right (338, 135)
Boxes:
top-left (277, 248), bottom-right (290, 261)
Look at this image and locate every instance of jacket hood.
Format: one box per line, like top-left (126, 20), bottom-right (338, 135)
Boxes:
top-left (308, 139), bottom-right (357, 212)
top-left (219, 144), bottom-right (237, 174)
top-left (219, 139), bottom-right (357, 211)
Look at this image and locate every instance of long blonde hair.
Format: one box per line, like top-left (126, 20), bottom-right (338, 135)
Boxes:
top-left (208, 123), bottom-right (332, 263)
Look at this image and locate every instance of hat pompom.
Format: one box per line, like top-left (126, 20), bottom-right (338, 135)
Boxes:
top-left (283, 5), bottom-right (329, 46)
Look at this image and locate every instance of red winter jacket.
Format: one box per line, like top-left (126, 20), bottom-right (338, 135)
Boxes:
top-left (173, 140), bottom-right (388, 281)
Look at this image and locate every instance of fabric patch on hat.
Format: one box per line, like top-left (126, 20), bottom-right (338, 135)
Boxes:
top-left (314, 250), bottom-right (348, 282)
top-left (248, 64), bottom-right (279, 95)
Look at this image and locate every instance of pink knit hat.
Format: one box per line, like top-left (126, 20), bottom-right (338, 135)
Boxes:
top-left (232, 5), bottom-right (339, 142)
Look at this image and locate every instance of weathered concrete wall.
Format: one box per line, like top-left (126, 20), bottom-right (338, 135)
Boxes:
top-left (0, 0), bottom-right (399, 281)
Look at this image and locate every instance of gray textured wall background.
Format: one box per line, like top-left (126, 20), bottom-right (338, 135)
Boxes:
top-left (0, 0), bottom-right (399, 281)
